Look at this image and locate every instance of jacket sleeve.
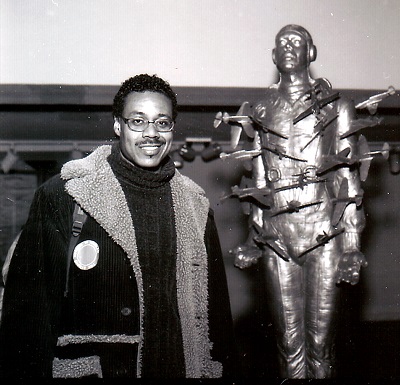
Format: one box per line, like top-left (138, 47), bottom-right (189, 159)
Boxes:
top-left (204, 210), bottom-right (241, 378)
top-left (0, 176), bottom-right (73, 378)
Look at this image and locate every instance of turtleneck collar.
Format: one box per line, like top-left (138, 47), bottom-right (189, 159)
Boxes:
top-left (108, 143), bottom-right (175, 189)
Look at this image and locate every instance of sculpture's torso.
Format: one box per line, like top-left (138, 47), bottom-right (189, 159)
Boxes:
top-left (251, 82), bottom-right (338, 257)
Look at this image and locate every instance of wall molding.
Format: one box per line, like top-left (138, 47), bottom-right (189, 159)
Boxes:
top-left (1, 84), bottom-right (399, 107)
top-left (0, 85), bottom-right (399, 155)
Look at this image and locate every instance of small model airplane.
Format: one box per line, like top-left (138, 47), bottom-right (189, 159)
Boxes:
top-left (214, 101), bottom-right (289, 148)
top-left (251, 221), bottom-right (290, 262)
top-left (213, 101), bottom-right (252, 129)
top-left (297, 228), bottom-right (345, 259)
top-left (270, 199), bottom-right (323, 217)
top-left (301, 113), bottom-right (339, 151)
top-left (251, 119), bottom-right (289, 139)
top-left (317, 147), bottom-right (354, 175)
top-left (220, 184), bottom-right (274, 207)
top-left (262, 143), bottom-right (307, 162)
top-left (331, 178), bottom-right (364, 226)
top-left (353, 135), bottom-right (390, 181)
top-left (360, 141), bottom-right (390, 161)
top-left (317, 135), bottom-right (389, 181)
top-left (340, 116), bottom-right (383, 139)
top-left (293, 91), bottom-right (340, 124)
top-left (219, 148), bottom-right (262, 161)
top-left (355, 86), bottom-right (396, 115)
top-left (213, 101), bottom-right (254, 148)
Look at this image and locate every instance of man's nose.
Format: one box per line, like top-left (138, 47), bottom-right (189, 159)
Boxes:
top-left (142, 122), bottom-right (160, 137)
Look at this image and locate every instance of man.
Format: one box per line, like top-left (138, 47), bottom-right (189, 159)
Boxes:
top-left (229, 25), bottom-right (367, 378)
top-left (0, 74), bottom-right (237, 379)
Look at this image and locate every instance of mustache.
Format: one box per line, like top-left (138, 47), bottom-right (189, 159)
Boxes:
top-left (136, 139), bottom-right (165, 146)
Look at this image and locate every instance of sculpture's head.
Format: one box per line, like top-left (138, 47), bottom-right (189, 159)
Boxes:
top-left (272, 24), bottom-right (317, 73)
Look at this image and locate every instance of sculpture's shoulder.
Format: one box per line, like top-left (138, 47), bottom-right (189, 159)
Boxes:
top-left (252, 85), bottom-right (291, 121)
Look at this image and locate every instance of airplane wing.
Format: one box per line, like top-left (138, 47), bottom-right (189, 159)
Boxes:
top-left (239, 175), bottom-right (272, 204)
top-left (229, 101), bottom-right (255, 148)
top-left (332, 201), bottom-right (350, 226)
top-left (238, 101), bottom-right (255, 139)
top-left (221, 176), bottom-right (273, 207)
top-left (271, 200), bottom-right (322, 217)
top-left (301, 113), bottom-right (338, 151)
top-left (219, 149), bottom-right (261, 161)
top-left (358, 134), bottom-right (370, 155)
top-left (214, 101), bottom-right (254, 148)
top-left (251, 221), bottom-right (290, 262)
top-left (331, 178), bottom-right (349, 225)
top-left (357, 135), bottom-right (372, 181)
top-left (314, 91), bottom-right (341, 113)
top-left (359, 157), bottom-right (372, 182)
top-left (220, 175), bottom-right (253, 200)
top-left (297, 228), bottom-right (345, 259)
top-left (381, 142), bottom-right (390, 160)
top-left (340, 116), bottom-right (383, 139)
top-left (293, 105), bottom-right (314, 125)
top-left (315, 228), bottom-right (345, 245)
top-left (230, 124), bottom-right (242, 149)
top-left (273, 178), bottom-right (325, 194)
top-left (293, 92), bottom-right (340, 124)
top-left (317, 147), bottom-right (351, 175)
top-left (262, 144), bottom-right (307, 162)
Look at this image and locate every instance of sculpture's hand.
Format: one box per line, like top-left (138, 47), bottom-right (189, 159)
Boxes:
top-left (336, 251), bottom-right (368, 285)
top-left (231, 244), bottom-right (263, 269)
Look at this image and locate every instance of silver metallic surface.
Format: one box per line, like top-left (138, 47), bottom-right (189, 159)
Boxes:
top-left (225, 25), bottom-right (368, 379)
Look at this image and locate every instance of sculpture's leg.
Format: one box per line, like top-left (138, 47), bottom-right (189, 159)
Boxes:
top-left (304, 241), bottom-right (341, 378)
top-left (263, 254), bottom-right (307, 379)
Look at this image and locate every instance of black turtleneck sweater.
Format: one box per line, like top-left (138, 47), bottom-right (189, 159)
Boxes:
top-left (108, 147), bottom-right (185, 378)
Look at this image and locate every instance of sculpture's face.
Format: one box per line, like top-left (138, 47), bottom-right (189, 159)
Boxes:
top-left (274, 30), bottom-right (309, 73)
top-left (114, 91), bottom-right (174, 168)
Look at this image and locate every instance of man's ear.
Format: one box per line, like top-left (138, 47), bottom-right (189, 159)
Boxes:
top-left (272, 48), bottom-right (276, 64)
top-left (113, 117), bottom-right (121, 137)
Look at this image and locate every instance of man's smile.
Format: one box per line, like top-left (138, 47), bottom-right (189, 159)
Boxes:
top-left (137, 140), bottom-right (164, 156)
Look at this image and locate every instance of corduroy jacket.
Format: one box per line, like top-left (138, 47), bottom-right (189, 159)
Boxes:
top-left (0, 145), bottom-right (237, 379)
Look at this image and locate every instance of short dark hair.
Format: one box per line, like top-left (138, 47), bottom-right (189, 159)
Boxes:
top-left (112, 74), bottom-right (178, 120)
top-left (276, 24), bottom-right (314, 49)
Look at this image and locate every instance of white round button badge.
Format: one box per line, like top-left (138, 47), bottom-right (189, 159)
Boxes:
top-left (73, 240), bottom-right (100, 270)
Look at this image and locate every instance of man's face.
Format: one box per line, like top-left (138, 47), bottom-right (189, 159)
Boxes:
top-left (114, 91), bottom-right (174, 168)
top-left (274, 31), bottom-right (309, 73)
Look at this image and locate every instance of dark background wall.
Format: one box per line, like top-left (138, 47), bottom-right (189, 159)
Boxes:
top-left (1, 85), bottom-right (399, 323)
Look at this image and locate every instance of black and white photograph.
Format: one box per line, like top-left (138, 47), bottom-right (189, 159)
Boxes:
top-left (0, 1), bottom-right (399, 383)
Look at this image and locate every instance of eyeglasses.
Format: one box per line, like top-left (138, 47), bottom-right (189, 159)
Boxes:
top-left (121, 116), bottom-right (174, 132)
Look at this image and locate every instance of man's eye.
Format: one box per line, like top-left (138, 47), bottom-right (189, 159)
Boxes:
top-left (131, 118), bottom-right (145, 126)
top-left (157, 120), bottom-right (169, 127)
top-left (279, 39), bottom-right (286, 46)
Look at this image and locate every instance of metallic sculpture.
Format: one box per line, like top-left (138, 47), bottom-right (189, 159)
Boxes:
top-left (216, 24), bottom-right (393, 379)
